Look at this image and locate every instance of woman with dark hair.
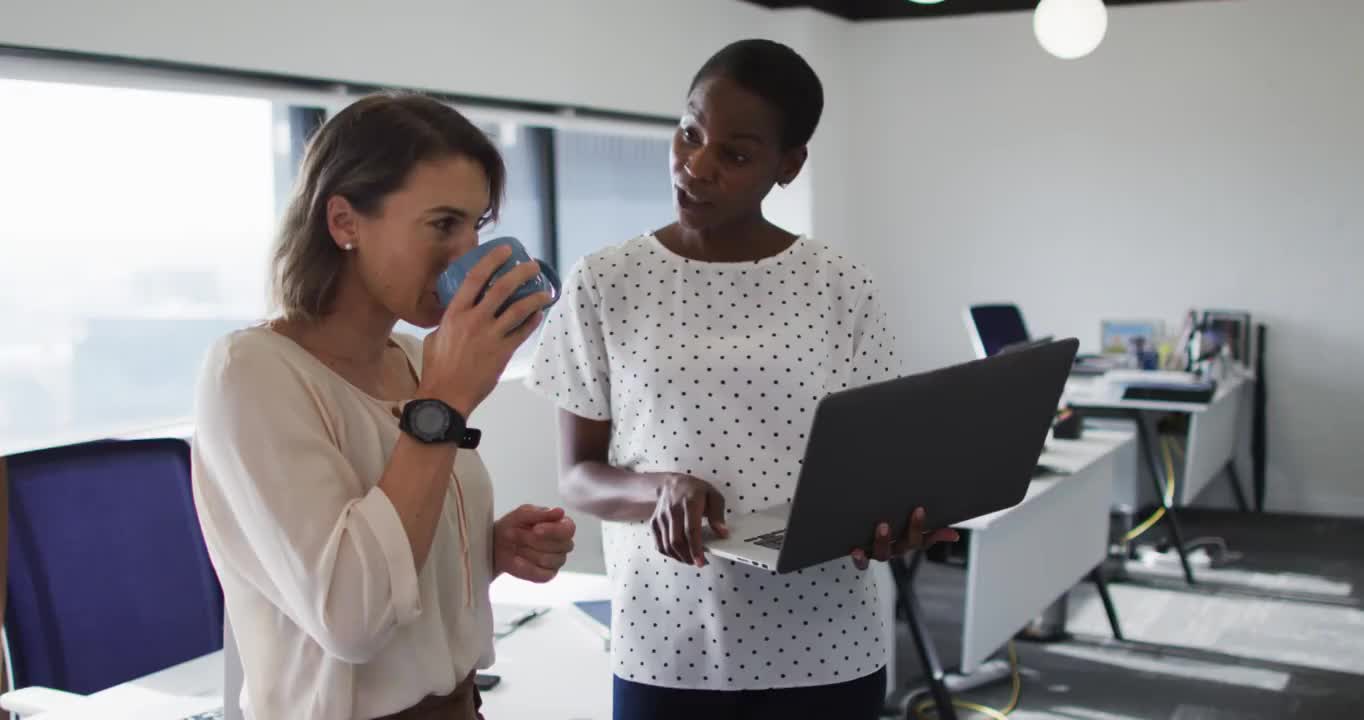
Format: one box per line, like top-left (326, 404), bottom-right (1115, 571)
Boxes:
top-left (528, 40), bottom-right (956, 719)
top-left (192, 92), bottom-right (576, 720)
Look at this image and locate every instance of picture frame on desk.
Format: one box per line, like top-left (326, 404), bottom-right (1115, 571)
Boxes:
top-left (1100, 318), bottom-right (1163, 369)
top-left (1200, 309), bottom-right (1252, 365)
top-left (1100, 319), bottom-right (1162, 355)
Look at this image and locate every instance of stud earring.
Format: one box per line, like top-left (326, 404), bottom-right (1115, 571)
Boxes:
top-left (343, 243), bottom-right (354, 251)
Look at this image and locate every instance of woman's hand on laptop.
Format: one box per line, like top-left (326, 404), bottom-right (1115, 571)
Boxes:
top-left (850, 507), bottom-right (959, 571)
top-left (651, 474), bottom-right (729, 568)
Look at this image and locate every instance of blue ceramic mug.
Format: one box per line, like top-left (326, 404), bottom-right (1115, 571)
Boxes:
top-left (435, 236), bottom-right (561, 315)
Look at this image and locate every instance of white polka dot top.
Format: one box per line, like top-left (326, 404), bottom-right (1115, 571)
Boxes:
top-left (526, 233), bottom-right (904, 691)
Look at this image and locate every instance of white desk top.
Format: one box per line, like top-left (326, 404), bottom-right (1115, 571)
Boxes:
top-left (481, 573), bottom-right (613, 719)
top-left (1064, 372), bottom-right (1247, 414)
top-left (955, 429), bottom-right (1134, 531)
top-left (29, 571), bottom-right (613, 720)
top-left (27, 652), bottom-right (223, 720)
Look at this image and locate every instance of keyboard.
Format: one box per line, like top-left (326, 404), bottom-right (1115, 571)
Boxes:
top-left (181, 710), bottom-right (223, 720)
top-left (748, 529), bottom-right (787, 551)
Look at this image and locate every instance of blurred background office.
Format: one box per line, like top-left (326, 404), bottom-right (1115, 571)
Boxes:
top-left (1, 1), bottom-right (1361, 718)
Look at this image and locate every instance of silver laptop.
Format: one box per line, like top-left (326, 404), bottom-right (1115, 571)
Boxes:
top-left (704, 338), bottom-right (1079, 573)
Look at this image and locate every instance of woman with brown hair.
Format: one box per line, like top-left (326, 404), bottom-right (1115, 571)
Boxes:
top-left (191, 92), bottom-right (576, 719)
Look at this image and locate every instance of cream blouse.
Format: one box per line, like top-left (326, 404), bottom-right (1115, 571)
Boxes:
top-left (191, 326), bottom-right (494, 719)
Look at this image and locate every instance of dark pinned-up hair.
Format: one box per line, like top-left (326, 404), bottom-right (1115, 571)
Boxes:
top-left (690, 39), bottom-right (824, 150)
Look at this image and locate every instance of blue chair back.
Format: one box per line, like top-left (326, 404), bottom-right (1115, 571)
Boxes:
top-left (4, 438), bottom-right (223, 694)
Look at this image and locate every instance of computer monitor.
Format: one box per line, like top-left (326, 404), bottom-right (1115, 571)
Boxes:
top-left (964, 304), bottom-right (1031, 359)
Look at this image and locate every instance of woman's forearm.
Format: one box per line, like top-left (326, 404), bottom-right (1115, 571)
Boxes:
top-left (377, 434), bottom-right (460, 570)
top-left (560, 461), bottom-right (664, 522)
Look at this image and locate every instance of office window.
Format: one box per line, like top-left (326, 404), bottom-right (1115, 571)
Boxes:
top-left (483, 122), bottom-right (554, 263)
top-left (0, 78), bottom-right (301, 453)
top-left (553, 129), bottom-right (673, 273)
top-left (0, 60), bottom-right (677, 448)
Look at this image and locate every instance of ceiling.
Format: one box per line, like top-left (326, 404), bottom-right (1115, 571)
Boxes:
top-left (740, 0), bottom-right (1212, 21)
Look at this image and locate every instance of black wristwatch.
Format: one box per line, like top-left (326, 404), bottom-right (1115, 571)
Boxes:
top-left (399, 399), bottom-right (481, 448)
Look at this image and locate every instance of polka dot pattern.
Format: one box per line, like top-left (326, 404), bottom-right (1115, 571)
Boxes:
top-left (526, 234), bottom-right (903, 691)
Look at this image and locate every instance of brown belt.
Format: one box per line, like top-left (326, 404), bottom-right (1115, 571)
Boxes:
top-left (376, 671), bottom-right (483, 720)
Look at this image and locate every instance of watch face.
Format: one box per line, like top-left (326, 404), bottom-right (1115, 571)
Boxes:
top-left (411, 401), bottom-right (451, 439)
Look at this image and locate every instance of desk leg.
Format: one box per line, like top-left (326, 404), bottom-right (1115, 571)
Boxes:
top-left (1131, 411), bottom-right (1196, 585)
top-left (891, 553), bottom-right (957, 720)
top-left (1224, 462), bottom-right (1250, 513)
top-left (1252, 325), bottom-right (1267, 513)
top-left (1089, 567), bottom-right (1124, 642)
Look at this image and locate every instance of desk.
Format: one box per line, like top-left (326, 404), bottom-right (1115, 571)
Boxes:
top-left (29, 572), bottom-right (612, 720)
top-left (957, 429), bottom-right (1133, 674)
top-left (892, 429), bottom-right (1134, 720)
top-left (1066, 372), bottom-right (1253, 584)
top-left (481, 572), bottom-right (613, 719)
top-left (26, 653), bottom-right (222, 720)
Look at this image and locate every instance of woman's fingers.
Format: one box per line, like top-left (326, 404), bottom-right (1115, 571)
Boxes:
top-left (509, 555), bottom-right (557, 583)
top-left (449, 245), bottom-right (514, 312)
top-left (872, 522), bottom-right (893, 562)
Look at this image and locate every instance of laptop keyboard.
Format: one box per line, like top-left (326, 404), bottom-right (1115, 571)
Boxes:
top-left (181, 710), bottom-right (224, 720)
top-left (749, 529), bottom-right (787, 551)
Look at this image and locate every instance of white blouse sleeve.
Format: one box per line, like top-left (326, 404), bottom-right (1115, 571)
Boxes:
top-left (525, 259), bottom-right (613, 420)
top-left (849, 275), bottom-right (906, 388)
top-left (192, 339), bottom-right (422, 664)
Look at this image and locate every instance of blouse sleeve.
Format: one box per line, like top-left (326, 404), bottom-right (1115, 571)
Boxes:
top-left (848, 274), bottom-right (906, 388)
top-left (191, 337), bottom-right (423, 664)
top-left (524, 259), bottom-right (613, 420)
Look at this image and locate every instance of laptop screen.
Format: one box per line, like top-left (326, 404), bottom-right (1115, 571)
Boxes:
top-left (970, 305), bottom-right (1029, 357)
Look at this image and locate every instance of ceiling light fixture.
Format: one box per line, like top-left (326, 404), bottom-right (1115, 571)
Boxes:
top-left (1033, 0), bottom-right (1109, 60)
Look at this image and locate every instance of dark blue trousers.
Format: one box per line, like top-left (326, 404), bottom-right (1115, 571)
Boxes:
top-left (613, 666), bottom-right (886, 720)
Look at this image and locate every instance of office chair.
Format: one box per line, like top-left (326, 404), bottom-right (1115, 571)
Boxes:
top-left (963, 304), bottom-right (1033, 359)
top-left (2, 438), bottom-right (223, 714)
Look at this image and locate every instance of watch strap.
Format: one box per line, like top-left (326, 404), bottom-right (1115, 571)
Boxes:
top-left (453, 426), bottom-right (481, 449)
top-left (400, 399), bottom-right (481, 448)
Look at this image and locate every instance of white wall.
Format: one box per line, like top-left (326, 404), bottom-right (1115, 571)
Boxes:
top-left (0, 0), bottom-right (846, 120)
top-left (755, 10), bottom-right (855, 244)
top-left (844, 0), bottom-right (1364, 516)
top-left (778, 12), bottom-right (856, 248)
top-left (0, 0), bottom-right (732, 117)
